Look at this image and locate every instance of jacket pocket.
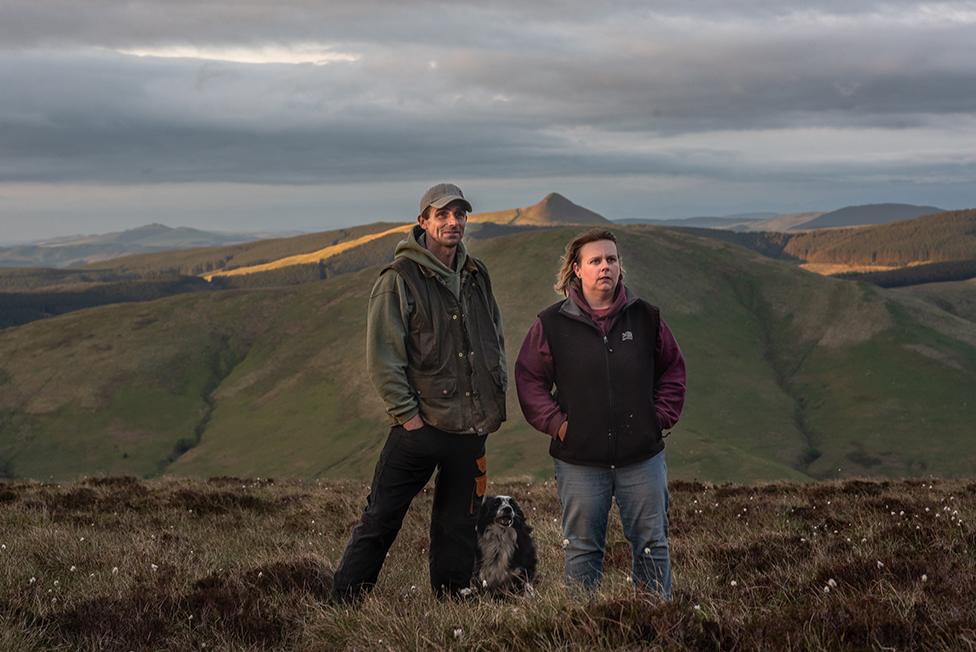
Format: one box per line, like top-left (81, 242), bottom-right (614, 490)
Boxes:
top-left (413, 375), bottom-right (457, 400)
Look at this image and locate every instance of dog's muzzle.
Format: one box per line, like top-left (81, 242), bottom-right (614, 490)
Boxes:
top-left (495, 506), bottom-right (514, 527)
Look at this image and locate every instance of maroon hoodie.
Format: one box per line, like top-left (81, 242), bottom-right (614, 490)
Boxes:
top-left (515, 284), bottom-right (686, 439)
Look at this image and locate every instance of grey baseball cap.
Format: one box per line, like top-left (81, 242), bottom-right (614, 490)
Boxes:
top-left (419, 183), bottom-right (472, 214)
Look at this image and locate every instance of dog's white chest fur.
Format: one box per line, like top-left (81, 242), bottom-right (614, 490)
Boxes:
top-left (478, 523), bottom-right (517, 588)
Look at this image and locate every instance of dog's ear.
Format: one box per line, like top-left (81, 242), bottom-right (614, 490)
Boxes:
top-left (477, 496), bottom-right (496, 530)
top-left (511, 497), bottom-right (526, 522)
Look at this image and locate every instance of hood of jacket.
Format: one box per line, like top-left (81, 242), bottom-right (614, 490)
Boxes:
top-left (561, 280), bottom-right (638, 331)
top-left (393, 225), bottom-right (469, 297)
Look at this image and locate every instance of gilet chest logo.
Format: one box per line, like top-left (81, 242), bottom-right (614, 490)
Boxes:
top-left (621, 331), bottom-right (634, 342)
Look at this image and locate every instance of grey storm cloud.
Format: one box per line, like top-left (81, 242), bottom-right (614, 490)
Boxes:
top-left (1, 0), bottom-right (975, 186)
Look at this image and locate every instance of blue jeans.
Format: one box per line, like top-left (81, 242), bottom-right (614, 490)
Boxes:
top-left (554, 451), bottom-right (671, 598)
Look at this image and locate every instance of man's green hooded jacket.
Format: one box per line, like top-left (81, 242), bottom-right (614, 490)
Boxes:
top-left (366, 225), bottom-right (507, 434)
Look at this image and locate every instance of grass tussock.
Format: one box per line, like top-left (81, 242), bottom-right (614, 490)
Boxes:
top-left (0, 477), bottom-right (973, 650)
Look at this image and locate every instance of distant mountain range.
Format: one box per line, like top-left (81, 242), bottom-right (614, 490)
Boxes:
top-left (617, 212), bottom-right (778, 227)
top-left (801, 203), bottom-right (944, 229)
top-left (0, 224), bottom-right (295, 269)
top-left (621, 203), bottom-right (945, 232)
top-left (1, 201), bottom-right (952, 270)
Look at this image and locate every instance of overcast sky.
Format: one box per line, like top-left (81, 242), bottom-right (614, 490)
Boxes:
top-left (2, 1), bottom-right (975, 242)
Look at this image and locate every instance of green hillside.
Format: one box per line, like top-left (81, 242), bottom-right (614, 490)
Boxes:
top-left (894, 278), bottom-right (976, 323)
top-left (1, 226), bottom-right (974, 483)
top-left (0, 268), bottom-right (148, 292)
top-left (0, 275), bottom-right (214, 329)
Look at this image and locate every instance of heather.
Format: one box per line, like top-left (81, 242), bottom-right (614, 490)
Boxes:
top-left (1, 476), bottom-right (973, 650)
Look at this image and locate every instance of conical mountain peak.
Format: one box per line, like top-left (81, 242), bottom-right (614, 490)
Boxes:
top-left (471, 193), bottom-right (609, 225)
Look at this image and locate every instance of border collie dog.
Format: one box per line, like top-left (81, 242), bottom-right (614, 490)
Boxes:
top-left (473, 495), bottom-right (537, 594)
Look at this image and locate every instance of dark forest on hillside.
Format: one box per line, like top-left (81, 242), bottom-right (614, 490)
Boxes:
top-left (679, 209), bottom-right (976, 269)
top-left (0, 277), bottom-right (213, 328)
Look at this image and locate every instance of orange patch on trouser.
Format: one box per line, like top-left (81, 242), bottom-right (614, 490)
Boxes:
top-left (475, 456), bottom-right (487, 497)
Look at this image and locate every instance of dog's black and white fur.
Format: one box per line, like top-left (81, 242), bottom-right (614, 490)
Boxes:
top-left (472, 495), bottom-right (537, 594)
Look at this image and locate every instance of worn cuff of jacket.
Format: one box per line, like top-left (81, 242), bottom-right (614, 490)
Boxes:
top-left (546, 413), bottom-right (568, 439)
top-left (391, 406), bottom-right (420, 426)
top-left (655, 408), bottom-right (676, 431)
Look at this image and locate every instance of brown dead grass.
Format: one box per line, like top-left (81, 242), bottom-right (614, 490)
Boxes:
top-left (0, 477), bottom-right (973, 650)
top-left (801, 262), bottom-right (900, 276)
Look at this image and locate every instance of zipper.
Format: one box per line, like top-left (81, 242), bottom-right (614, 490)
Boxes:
top-left (561, 298), bottom-right (624, 465)
top-left (603, 334), bottom-right (615, 464)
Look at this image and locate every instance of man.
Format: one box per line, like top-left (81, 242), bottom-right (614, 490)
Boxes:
top-left (332, 183), bottom-right (507, 601)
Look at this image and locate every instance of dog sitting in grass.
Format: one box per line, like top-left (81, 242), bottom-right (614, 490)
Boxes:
top-left (471, 495), bottom-right (537, 595)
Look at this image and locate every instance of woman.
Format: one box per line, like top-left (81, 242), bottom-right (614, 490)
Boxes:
top-left (515, 228), bottom-right (686, 597)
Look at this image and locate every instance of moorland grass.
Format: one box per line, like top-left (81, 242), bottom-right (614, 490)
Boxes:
top-left (0, 476), bottom-right (973, 650)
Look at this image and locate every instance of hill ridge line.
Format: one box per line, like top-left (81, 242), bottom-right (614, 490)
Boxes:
top-left (202, 224), bottom-right (411, 281)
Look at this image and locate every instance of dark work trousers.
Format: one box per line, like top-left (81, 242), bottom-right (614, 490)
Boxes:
top-left (331, 423), bottom-right (488, 600)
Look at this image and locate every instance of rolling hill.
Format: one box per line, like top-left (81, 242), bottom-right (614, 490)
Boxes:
top-left (202, 225), bottom-right (412, 281)
top-left (677, 209), bottom-right (976, 281)
top-left (91, 223), bottom-right (404, 276)
top-left (895, 278), bottom-right (976, 323)
top-left (624, 212), bottom-right (802, 230)
top-left (0, 273), bottom-right (214, 329)
top-left (800, 203), bottom-right (944, 229)
top-left (2, 224), bottom-right (975, 484)
top-left (780, 209), bottom-right (975, 267)
top-left (628, 204), bottom-right (946, 233)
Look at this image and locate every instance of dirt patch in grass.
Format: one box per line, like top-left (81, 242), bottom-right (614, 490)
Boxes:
top-left (167, 488), bottom-right (280, 515)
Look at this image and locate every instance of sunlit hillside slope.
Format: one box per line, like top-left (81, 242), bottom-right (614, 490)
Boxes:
top-left (1, 226), bottom-right (974, 482)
